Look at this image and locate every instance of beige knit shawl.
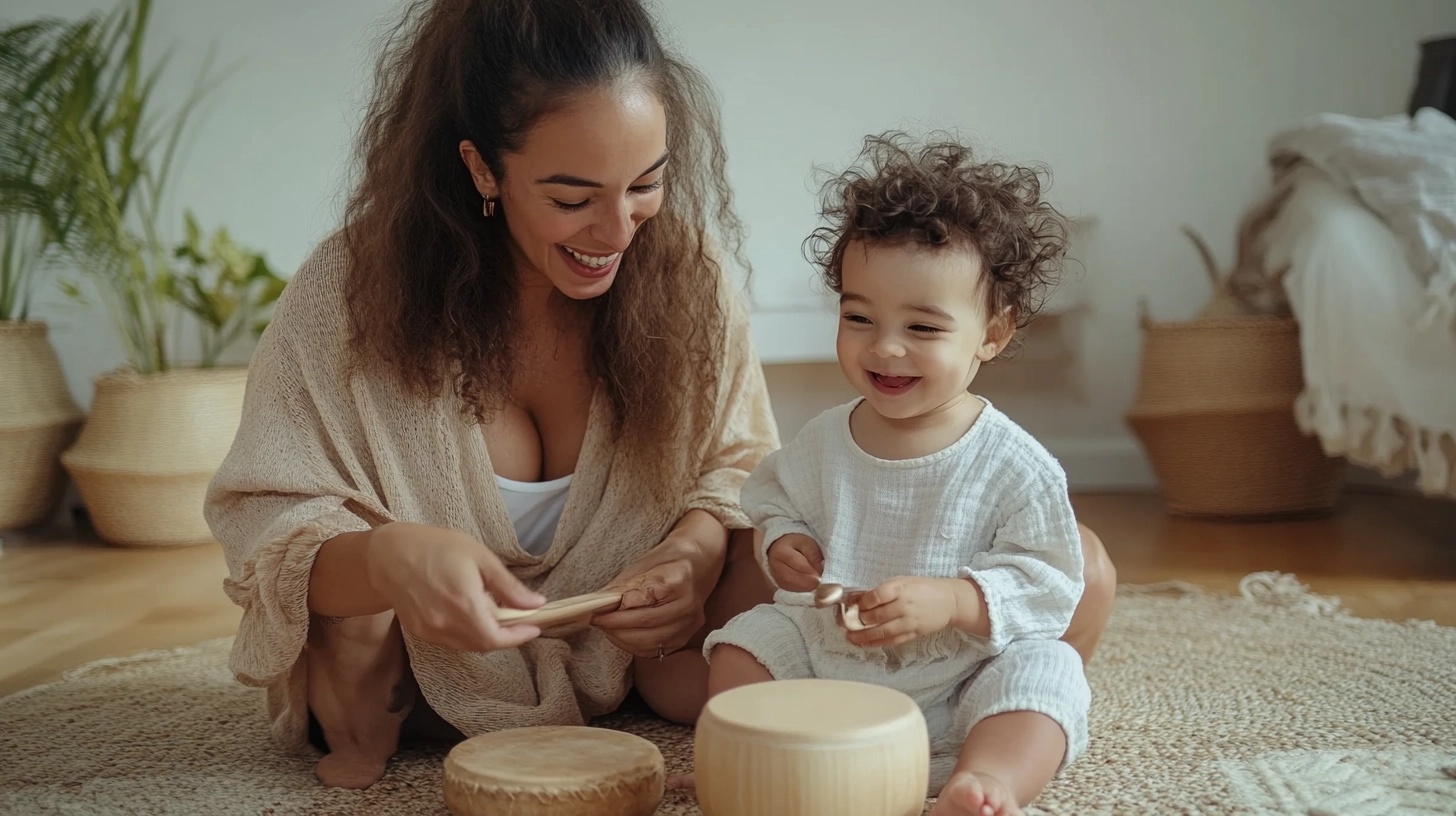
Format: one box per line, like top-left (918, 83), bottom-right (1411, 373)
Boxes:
top-left (204, 235), bottom-right (778, 752)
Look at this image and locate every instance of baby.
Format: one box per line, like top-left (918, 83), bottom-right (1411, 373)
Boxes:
top-left (688, 132), bottom-right (1091, 816)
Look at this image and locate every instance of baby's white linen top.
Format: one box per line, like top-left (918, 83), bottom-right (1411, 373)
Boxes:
top-left (741, 399), bottom-right (1084, 654)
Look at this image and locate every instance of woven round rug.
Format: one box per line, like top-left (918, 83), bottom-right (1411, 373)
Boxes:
top-left (2, 573), bottom-right (1452, 815)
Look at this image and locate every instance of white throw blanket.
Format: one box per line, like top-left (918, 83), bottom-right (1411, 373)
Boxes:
top-left (1261, 162), bottom-right (1456, 497)
top-left (1268, 107), bottom-right (1456, 333)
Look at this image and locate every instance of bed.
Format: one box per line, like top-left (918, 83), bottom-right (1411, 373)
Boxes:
top-left (1255, 108), bottom-right (1456, 498)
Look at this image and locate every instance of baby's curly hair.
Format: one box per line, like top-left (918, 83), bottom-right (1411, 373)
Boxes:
top-left (805, 131), bottom-right (1071, 337)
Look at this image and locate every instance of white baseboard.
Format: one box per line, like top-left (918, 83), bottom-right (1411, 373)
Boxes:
top-left (1044, 437), bottom-right (1157, 491)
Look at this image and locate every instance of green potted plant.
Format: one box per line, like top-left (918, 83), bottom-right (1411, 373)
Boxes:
top-left (61, 214), bottom-right (282, 548)
top-left (23, 0), bottom-right (285, 547)
top-left (0, 16), bottom-right (91, 531)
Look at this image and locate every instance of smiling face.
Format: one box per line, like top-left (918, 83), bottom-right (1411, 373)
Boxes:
top-left (836, 240), bottom-right (1012, 423)
top-left (460, 84), bottom-right (668, 301)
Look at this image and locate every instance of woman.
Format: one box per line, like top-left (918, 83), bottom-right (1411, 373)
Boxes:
top-left (205, 0), bottom-right (1117, 791)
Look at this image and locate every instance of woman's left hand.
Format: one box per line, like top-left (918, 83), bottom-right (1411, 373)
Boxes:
top-left (591, 530), bottom-right (724, 659)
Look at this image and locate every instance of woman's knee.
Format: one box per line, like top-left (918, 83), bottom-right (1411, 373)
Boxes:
top-left (635, 650), bottom-right (710, 726)
top-left (703, 527), bottom-right (775, 632)
top-left (1077, 522), bottom-right (1116, 602)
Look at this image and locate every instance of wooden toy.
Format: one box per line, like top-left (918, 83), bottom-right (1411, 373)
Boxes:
top-left (442, 725), bottom-right (664, 816)
top-left (813, 582), bottom-right (869, 631)
top-left (492, 591), bottom-right (623, 630)
top-left (694, 678), bottom-right (929, 816)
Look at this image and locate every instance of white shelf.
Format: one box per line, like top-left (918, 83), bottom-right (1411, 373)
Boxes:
top-left (749, 301), bottom-right (841, 365)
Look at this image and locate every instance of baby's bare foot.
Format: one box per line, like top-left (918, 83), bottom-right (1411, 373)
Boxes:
top-left (666, 772), bottom-right (697, 791)
top-left (315, 752), bottom-right (388, 789)
top-left (931, 770), bottom-right (1020, 816)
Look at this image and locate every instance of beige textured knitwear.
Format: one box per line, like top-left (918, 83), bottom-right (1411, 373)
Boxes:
top-left (203, 235), bottom-right (779, 753)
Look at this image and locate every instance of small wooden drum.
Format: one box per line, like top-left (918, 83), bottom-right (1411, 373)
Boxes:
top-left (695, 678), bottom-right (929, 816)
top-left (442, 725), bottom-right (664, 816)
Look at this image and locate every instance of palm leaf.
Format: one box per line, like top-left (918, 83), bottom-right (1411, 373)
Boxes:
top-left (4, 0), bottom-right (272, 366)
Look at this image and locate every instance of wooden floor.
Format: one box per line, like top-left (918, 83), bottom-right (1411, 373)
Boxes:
top-left (1, 489), bottom-right (1452, 698)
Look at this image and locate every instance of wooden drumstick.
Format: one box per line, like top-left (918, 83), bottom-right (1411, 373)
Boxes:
top-left (492, 591), bottom-right (624, 629)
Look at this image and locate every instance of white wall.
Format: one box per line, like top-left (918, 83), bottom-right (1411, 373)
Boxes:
top-left (16, 0), bottom-right (403, 388)
top-left (13, 0), bottom-right (1456, 488)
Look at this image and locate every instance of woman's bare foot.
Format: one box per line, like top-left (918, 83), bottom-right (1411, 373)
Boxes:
top-left (931, 770), bottom-right (1021, 816)
top-left (315, 753), bottom-right (390, 789)
top-left (666, 772), bottom-right (697, 791)
top-left (307, 658), bottom-right (411, 789)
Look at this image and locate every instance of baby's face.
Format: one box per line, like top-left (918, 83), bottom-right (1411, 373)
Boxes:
top-left (835, 240), bottom-right (1008, 423)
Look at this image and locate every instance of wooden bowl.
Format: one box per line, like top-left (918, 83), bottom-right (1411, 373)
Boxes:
top-left (695, 678), bottom-right (929, 816)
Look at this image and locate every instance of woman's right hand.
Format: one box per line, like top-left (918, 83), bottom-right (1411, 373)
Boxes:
top-left (364, 522), bottom-right (547, 653)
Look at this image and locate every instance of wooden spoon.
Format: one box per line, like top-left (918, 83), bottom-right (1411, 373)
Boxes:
top-left (493, 591), bottom-right (624, 629)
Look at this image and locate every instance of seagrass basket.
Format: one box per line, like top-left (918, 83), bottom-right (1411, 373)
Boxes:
top-left (0, 321), bottom-right (84, 530)
top-left (61, 366), bottom-right (247, 547)
top-left (1125, 313), bottom-right (1345, 519)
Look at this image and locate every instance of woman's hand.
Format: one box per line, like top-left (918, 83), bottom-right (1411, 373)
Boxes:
top-left (364, 522), bottom-right (547, 653)
top-left (845, 576), bottom-right (963, 649)
top-left (591, 511), bottom-right (727, 659)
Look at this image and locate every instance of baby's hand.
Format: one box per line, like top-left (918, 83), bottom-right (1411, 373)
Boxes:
top-left (846, 577), bottom-right (958, 648)
top-left (766, 534), bottom-right (823, 592)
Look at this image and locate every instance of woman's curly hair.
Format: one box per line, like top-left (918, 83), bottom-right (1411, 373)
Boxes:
top-left (341, 0), bottom-right (742, 442)
top-left (805, 131), bottom-right (1070, 342)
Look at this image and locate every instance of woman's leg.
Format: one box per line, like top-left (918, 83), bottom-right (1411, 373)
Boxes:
top-left (663, 643), bottom-right (775, 790)
top-left (306, 611), bottom-right (414, 789)
top-left (1062, 523), bottom-right (1117, 664)
top-left (634, 527), bottom-right (774, 724)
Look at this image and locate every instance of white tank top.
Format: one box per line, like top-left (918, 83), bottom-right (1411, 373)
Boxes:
top-left (495, 473), bottom-right (572, 556)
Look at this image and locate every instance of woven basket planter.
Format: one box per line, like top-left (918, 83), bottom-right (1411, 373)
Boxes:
top-left (0, 321), bottom-right (85, 530)
top-left (61, 366), bottom-right (247, 547)
top-left (1125, 315), bottom-right (1345, 519)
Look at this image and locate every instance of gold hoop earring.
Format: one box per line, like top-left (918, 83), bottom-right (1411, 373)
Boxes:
top-left (483, 196), bottom-right (496, 218)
